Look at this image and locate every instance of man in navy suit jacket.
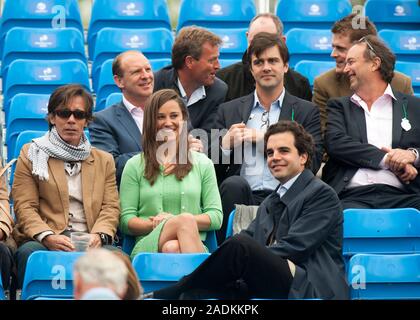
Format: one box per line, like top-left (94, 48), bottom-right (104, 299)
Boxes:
top-left (323, 35), bottom-right (420, 210)
top-left (89, 51), bottom-right (151, 185)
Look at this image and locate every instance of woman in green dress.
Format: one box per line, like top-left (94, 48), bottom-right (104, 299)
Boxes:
top-left (119, 89), bottom-right (222, 259)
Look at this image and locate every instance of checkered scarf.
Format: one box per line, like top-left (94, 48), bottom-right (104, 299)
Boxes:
top-left (27, 126), bottom-right (91, 181)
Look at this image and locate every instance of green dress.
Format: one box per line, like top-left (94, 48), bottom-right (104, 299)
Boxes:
top-left (119, 151), bottom-right (223, 258)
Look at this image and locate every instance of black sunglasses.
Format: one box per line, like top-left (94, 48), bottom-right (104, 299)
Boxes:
top-left (54, 109), bottom-right (89, 120)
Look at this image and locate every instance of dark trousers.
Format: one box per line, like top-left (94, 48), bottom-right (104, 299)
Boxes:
top-left (218, 176), bottom-right (272, 244)
top-left (0, 242), bottom-right (13, 290)
top-left (154, 234), bottom-right (293, 299)
top-left (340, 184), bottom-right (420, 210)
top-left (15, 241), bottom-right (120, 289)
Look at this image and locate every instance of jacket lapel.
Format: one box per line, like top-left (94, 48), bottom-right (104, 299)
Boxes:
top-left (48, 158), bottom-right (69, 219)
top-left (350, 100), bottom-right (368, 143)
top-left (116, 103), bottom-right (142, 150)
top-left (241, 94), bottom-right (256, 123)
top-left (279, 91), bottom-right (294, 121)
top-left (392, 93), bottom-right (404, 147)
top-left (81, 153), bottom-right (95, 230)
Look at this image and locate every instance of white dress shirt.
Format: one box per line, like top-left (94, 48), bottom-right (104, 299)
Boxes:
top-left (123, 95), bottom-right (144, 133)
top-left (177, 78), bottom-right (206, 106)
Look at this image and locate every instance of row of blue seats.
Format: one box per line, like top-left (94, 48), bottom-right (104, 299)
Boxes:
top-left (1, 206), bottom-right (419, 300)
top-left (1, 0), bottom-right (419, 60)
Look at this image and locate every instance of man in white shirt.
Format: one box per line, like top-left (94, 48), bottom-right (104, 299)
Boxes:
top-left (323, 35), bottom-right (420, 209)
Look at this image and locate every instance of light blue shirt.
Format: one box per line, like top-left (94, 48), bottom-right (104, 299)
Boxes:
top-left (276, 172), bottom-right (302, 199)
top-left (177, 78), bottom-right (206, 107)
top-left (240, 89), bottom-right (285, 191)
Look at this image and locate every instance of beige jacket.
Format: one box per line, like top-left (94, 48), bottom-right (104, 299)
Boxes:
top-left (313, 68), bottom-right (414, 134)
top-left (12, 144), bottom-right (120, 246)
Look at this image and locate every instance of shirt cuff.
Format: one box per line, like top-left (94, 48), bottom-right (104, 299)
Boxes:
top-left (408, 148), bottom-right (420, 167)
top-left (35, 231), bottom-right (54, 243)
top-left (379, 154), bottom-right (388, 169)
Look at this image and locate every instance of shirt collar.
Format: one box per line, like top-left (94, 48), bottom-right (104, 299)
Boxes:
top-left (123, 95), bottom-right (141, 113)
top-left (177, 78), bottom-right (206, 100)
top-left (276, 172), bottom-right (302, 198)
top-left (253, 88), bottom-right (285, 110)
top-left (350, 83), bottom-right (396, 107)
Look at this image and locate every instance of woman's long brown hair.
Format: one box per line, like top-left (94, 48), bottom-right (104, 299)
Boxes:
top-left (142, 89), bottom-right (192, 185)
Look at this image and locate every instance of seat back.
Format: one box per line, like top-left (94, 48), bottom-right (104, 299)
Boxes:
top-left (0, 277), bottom-right (4, 300)
top-left (0, 0), bottom-right (83, 56)
top-left (379, 29), bottom-right (420, 63)
top-left (177, 0), bottom-right (256, 32)
top-left (105, 93), bottom-right (123, 109)
top-left (132, 252), bottom-right (210, 293)
top-left (285, 28), bottom-right (332, 68)
top-left (348, 253), bottom-right (420, 299)
top-left (226, 209), bottom-right (236, 239)
top-left (395, 61), bottom-right (420, 95)
top-left (294, 60), bottom-right (335, 87)
top-left (3, 59), bottom-right (90, 120)
top-left (2, 27), bottom-right (86, 82)
top-left (365, 0), bottom-right (420, 31)
top-left (276, 0), bottom-right (352, 33)
top-left (6, 94), bottom-right (50, 161)
top-left (87, 0), bottom-right (171, 59)
top-left (208, 28), bottom-right (247, 60)
top-left (91, 27), bottom-right (173, 92)
top-left (343, 208), bottom-right (420, 257)
top-left (21, 251), bottom-right (84, 300)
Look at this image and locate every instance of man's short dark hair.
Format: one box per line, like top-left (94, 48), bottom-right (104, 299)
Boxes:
top-left (264, 121), bottom-right (314, 169)
top-left (172, 26), bottom-right (222, 70)
top-left (247, 32), bottom-right (289, 67)
top-left (332, 13), bottom-right (377, 42)
top-left (358, 35), bottom-right (396, 83)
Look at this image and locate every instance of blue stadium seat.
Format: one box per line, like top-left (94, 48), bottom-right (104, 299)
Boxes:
top-left (379, 29), bottom-right (420, 63)
top-left (177, 0), bottom-right (256, 32)
top-left (87, 0), bottom-right (171, 59)
top-left (91, 27), bottom-right (173, 92)
top-left (219, 59), bottom-right (241, 69)
top-left (105, 93), bottom-right (123, 108)
top-left (0, 0), bottom-right (83, 57)
top-left (225, 209), bottom-right (236, 239)
top-left (132, 252), bottom-right (210, 293)
top-left (2, 27), bottom-right (86, 85)
top-left (348, 253), bottom-right (420, 299)
top-left (294, 60), bottom-right (335, 87)
top-left (0, 277), bottom-right (4, 300)
top-left (6, 94), bottom-right (50, 162)
top-left (365, 0), bottom-right (420, 31)
top-left (276, 0), bottom-right (352, 33)
top-left (343, 208), bottom-right (420, 259)
top-left (286, 28), bottom-right (332, 68)
top-left (122, 230), bottom-right (219, 256)
top-left (21, 251), bottom-right (84, 300)
top-left (395, 61), bottom-right (420, 95)
top-left (3, 59), bottom-right (90, 121)
top-left (209, 28), bottom-right (247, 61)
top-left (9, 130), bottom-right (47, 187)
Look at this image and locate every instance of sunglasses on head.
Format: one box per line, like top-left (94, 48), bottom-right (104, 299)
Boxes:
top-left (54, 109), bottom-right (89, 120)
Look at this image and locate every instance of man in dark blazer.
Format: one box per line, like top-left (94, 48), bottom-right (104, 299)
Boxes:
top-left (323, 35), bottom-right (420, 210)
top-left (89, 51), bottom-right (150, 185)
top-left (217, 13), bottom-right (312, 102)
top-left (153, 26), bottom-right (227, 135)
top-left (213, 33), bottom-right (323, 242)
top-left (149, 121), bottom-right (348, 300)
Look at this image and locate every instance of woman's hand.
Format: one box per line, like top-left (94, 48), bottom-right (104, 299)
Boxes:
top-left (149, 212), bottom-right (174, 229)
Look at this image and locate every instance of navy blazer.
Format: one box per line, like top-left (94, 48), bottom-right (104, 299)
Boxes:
top-left (323, 92), bottom-right (420, 195)
top-left (154, 65), bottom-right (228, 133)
top-left (89, 102), bottom-right (142, 185)
top-left (213, 91), bottom-right (323, 183)
top-left (242, 169), bottom-right (348, 299)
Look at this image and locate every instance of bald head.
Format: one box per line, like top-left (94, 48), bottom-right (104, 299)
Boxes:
top-left (247, 14), bottom-right (285, 45)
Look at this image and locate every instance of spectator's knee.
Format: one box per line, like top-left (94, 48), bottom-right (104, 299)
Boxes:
top-left (162, 240), bottom-right (180, 253)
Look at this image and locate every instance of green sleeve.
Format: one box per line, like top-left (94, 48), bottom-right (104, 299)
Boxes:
top-left (200, 158), bottom-right (223, 231)
top-left (119, 156), bottom-right (141, 235)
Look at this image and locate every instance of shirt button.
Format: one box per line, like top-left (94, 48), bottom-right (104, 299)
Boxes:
top-left (181, 192), bottom-right (185, 195)
top-left (182, 206), bottom-right (185, 210)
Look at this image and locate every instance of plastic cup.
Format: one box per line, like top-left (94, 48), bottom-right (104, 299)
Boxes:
top-left (71, 232), bottom-right (91, 252)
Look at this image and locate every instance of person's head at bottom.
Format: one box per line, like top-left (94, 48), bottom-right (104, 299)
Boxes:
top-left (73, 248), bottom-right (128, 300)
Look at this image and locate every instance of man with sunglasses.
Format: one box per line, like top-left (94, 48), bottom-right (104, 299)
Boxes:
top-left (313, 13), bottom-right (413, 135)
top-left (213, 33), bottom-right (323, 243)
top-left (323, 35), bottom-right (420, 210)
top-left (12, 84), bottom-right (120, 289)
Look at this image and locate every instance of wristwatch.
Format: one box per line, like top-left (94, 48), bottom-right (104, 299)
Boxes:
top-left (98, 233), bottom-right (113, 246)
